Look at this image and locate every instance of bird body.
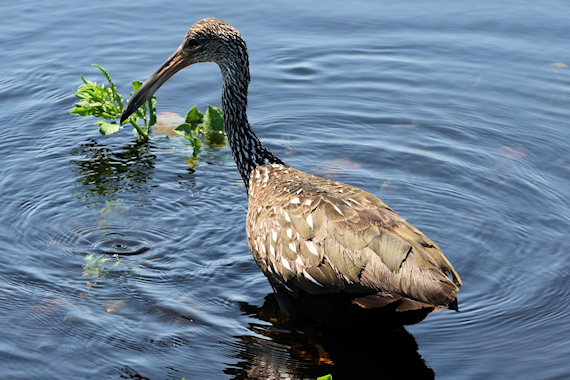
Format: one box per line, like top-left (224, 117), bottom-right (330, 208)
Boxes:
top-left (247, 164), bottom-right (460, 327)
top-left (121, 18), bottom-right (462, 330)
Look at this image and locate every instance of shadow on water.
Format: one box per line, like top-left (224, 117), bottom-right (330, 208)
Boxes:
top-left (225, 294), bottom-right (434, 380)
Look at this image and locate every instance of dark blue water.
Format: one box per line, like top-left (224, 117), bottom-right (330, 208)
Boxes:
top-left (1, 1), bottom-right (569, 379)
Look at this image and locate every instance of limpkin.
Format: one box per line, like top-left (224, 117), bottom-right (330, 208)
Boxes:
top-left (121, 18), bottom-right (462, 330)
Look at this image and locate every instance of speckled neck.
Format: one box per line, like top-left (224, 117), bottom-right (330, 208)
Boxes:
top-left (218, 40), bottom-right (284, 190)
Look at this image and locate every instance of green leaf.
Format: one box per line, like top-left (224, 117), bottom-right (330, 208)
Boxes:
top-left (175, 123), bottom-right (194, 137)
top-left (70, 107), bottom-right (93, 116)
top-left (205, 129), bottom-right (226, 146)
top-left (71, 64), bottom-right (156, 142)
top-left (132, 80), bottom-right (142, 92)
top-left (93, 64), bottom-right (123, 111)
top-left (133, 107), bottom-right (146, 120)
top-left (317, 375), bottom-right (333, 380)
top-left (174, 123), bottom-right (201, 157)
top-left (96, 121), bottom-right (121, 135)
top-left (184, 106), bottom-right (204, 127)
top-left (202, 105), bottom-right (224, 132)
top-left (71, 75), bottom-right (122, 120)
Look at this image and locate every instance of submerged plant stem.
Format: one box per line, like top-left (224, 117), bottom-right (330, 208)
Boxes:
top-left (130, 119), bottom-right (148, 142)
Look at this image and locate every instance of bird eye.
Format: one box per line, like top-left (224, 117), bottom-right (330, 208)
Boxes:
top-left (185, 40), bottom-right (200, 49)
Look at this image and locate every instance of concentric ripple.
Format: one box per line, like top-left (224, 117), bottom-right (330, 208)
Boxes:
top-left (40, 219), bottom-right (174, 259)
top-left (89, 231), bottom-right (153, 256)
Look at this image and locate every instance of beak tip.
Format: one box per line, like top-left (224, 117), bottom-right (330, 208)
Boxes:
top-left (119, 113), bottom-right (128, 126)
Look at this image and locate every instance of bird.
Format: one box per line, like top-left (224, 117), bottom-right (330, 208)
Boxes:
top-left (120, 18), bottom-right (462, 331)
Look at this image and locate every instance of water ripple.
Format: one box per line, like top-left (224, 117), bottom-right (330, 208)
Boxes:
top-left (2, 1), bottom-right (570, 379)
top-left (41, 218), bottom-right (161, 255)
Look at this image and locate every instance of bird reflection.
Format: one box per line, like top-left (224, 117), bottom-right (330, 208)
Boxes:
top-left (225, 294), bottom-right (434, 380)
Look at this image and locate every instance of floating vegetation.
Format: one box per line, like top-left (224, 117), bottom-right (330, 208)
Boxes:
top-left (174, 105), bottom-right (226, 156)
top-left (71, 65), bottom-right (225, 156)
top-left (71, 64), bottom-right (155, 141)
top-left (82, 253), bottom-right (120, 278)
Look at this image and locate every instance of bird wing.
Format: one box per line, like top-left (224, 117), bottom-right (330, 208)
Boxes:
top-left (247, 164), bottom-right (461, 309)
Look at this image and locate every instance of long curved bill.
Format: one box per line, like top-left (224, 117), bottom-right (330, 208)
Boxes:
top-left (120, 46), bottom-right (193, 125)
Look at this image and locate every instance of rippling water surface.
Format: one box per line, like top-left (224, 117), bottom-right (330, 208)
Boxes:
top-left (1, 1), bottom-right (569, 379)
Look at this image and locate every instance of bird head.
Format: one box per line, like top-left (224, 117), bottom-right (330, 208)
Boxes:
top-left (120, 18), bottom-right (246, 125)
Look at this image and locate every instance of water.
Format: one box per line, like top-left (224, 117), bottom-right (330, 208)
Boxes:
top-left (1, 1), bottom-right (569, 379)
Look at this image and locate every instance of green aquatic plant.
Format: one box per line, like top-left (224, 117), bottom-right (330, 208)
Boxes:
top-left (71, 64), bottom-right (155, 142)
top-left (82, 253), bottom-right (120, 278)
top-left (174, 105), bottom-right (226, 156)
top-left (70, 64), bottom-right (225, 155)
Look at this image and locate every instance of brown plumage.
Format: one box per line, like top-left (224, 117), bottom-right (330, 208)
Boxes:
top-left (121, 18), bottom-right (462, 330)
